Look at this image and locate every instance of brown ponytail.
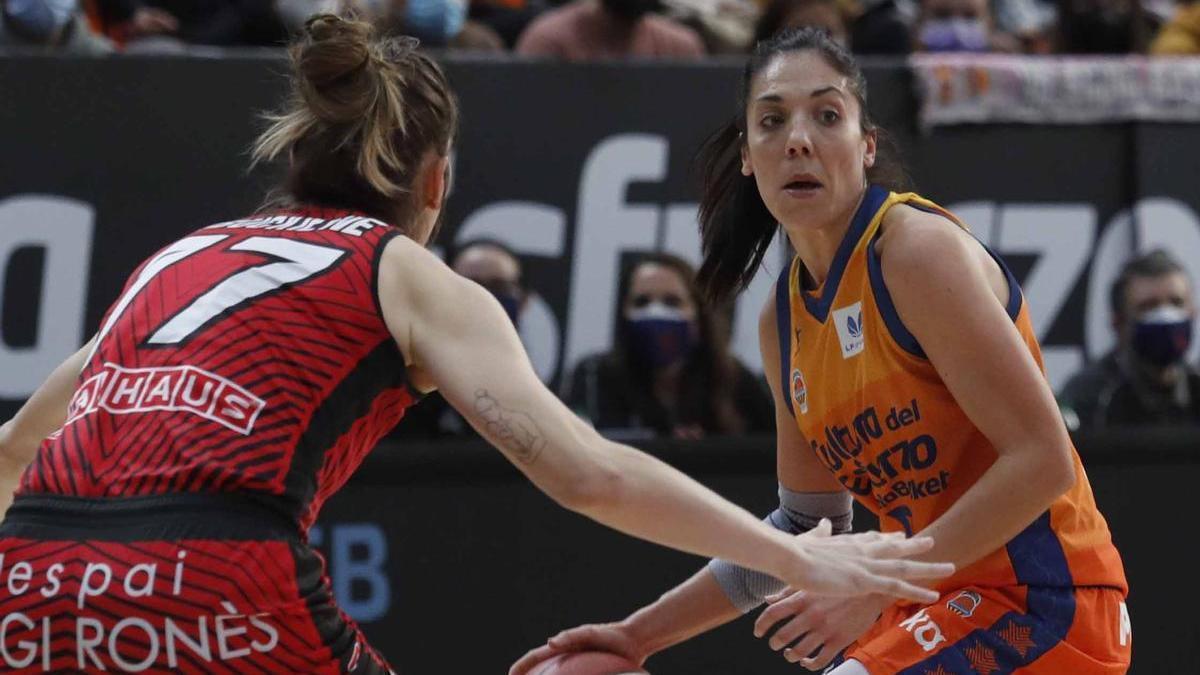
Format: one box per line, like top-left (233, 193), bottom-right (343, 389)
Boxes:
top-left (252, 15), bottom-right (459, 230)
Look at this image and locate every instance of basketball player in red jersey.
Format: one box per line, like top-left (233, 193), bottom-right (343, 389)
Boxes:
top-left (0, 18), bottom-right (954, 674)
top-left (513, 28), bottom-right (1130, 675)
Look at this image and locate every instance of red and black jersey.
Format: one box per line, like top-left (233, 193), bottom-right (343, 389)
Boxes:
top-left (20, 207), bottom-right (419, 532)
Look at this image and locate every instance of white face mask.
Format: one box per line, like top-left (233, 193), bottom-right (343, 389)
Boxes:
top-left (4, 0), bottom-right (77, 42)
top-left (626, 301), bottom-right (689, 322)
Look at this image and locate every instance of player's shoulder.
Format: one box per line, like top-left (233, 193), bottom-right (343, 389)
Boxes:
top-left (876, 202), bottom-right (983, 286)
top-left (877, 202), bottom-right (967, 260)
top-left (379, 231), bottom-right (442, 273)
top-left (378, 232), bottom-right (475, 311)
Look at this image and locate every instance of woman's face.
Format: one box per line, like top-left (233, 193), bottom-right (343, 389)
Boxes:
top-left (624, 263), bottom-right (697, 323)
top-left (741, 50), bottom-right (876, 234)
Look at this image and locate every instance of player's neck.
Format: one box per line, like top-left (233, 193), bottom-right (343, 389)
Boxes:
top-left (784, 191), bottom-right (865, 289)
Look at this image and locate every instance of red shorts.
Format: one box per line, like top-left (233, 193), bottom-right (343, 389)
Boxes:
top-left (0, 494), bottom-right (392, 674)
top-left (841, 585), bottom-right (1131, 674)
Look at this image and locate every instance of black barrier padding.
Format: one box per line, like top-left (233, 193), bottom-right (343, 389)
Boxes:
top-left (316, 434), bottom-right (1198, 674)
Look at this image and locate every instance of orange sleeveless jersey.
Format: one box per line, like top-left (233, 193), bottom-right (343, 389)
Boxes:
top-left (776, 186), bottom-right (1127, 593)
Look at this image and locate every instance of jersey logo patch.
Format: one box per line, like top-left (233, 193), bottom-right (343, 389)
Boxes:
top-left (947, 590), bottom-right (982, 617)
top-left (832, 302), bottom-right (865, 359)
top-left (791, 369), bottom-right (809, 414)
top-left (66, 362), bottom-right (266, 435)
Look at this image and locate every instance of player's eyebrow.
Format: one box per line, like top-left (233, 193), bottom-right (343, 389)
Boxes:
top-left (754, 86), bottom-right (844, 104)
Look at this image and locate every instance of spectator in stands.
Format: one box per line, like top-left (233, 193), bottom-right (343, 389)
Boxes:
top-left (991, 0), bottom-right (1056, 52)
top-left (845, 0), bottom-right (912, 54)
top-left (1059, 250), bottom-right (1200, 428)
top-left (515, 0), bottom-right (705, 59)
top-left (276, 0), bottom-right (506, 52)
top-left (470, 0), bottom-right (545, 48)
top-left (562, 253), bottom-right (774, 439)
top-left (394, 240), bottom-right (530, 438)
top-left (1058, 0), bottom-right (1161, 53)
top-left (752, 0), bottom-right (848, 47)
top-left (392, 0), bottom-right (507, 51)
top-left (92, 0), bottom-right (286, 47)
top-left (913, 0), bottom-right (1020, 52)
top-left (1150, 0), bottom-right (1200, 54)
top-left (1, 0), bottom-right (114, 52)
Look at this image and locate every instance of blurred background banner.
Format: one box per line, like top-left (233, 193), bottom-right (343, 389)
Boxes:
top-left (4, 56), bottom-right (1200, 418)
top-left (911, 54), bottom-right (1200, 127)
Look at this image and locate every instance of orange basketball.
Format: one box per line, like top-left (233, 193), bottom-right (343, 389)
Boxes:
top-left (531, 652), bottom-right (649, 675)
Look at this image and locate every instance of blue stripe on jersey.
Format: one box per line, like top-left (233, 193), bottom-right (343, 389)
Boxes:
top-left (983, 243), bottom-right (1024, 321)
top-left (896, 587), bottom-right (1077, 675)
top-left (802, 185), bottom-right (889, 323)
top-left (866, 234), bottom-right (926, 359)
top-left (776, 259), bottom-right (795, 418)
top-left (899, 201), bottom-right (1025, 321)
top-left (1008, 511), bottom-right (1076, 587)
top-left (898, 513), bottom-right (1076, 674)
top-left (864, 205), bottom-right (1028, 360)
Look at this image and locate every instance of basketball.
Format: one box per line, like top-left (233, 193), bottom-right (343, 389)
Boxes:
top-left (531, 652), bottom-right (649, 675)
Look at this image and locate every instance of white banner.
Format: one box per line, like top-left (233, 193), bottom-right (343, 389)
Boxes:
top-left (912, 55), bottom-right (1200, 128)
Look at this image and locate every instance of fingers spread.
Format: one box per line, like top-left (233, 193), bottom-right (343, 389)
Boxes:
top-left (864, 558), bottom-right (956, 580)
top-left (765, 614), bottom-right (813, 651)
top-left (783, 632), bottom-right (825, 664)
top-left (865, 574), bottom-right (941, 604)
top-left (754, 594), bottom-right (807, 638)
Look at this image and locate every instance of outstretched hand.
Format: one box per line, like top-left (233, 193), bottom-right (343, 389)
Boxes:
top-left (783, 520), bottom-right (953, 604)
top-left (509, 622), bottom-right (642, 675)
top-left (755, 588), bottom-right (891, 670)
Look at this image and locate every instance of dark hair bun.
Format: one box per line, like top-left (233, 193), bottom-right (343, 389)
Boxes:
top-left (295, 14), bottom-right (378, 124)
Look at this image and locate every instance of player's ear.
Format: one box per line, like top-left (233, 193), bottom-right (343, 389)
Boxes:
top-left (422, 154), bottom-right (451, 211)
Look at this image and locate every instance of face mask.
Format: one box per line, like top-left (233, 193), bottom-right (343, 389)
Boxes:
top-left (4, 0), bottom-right (77, 42)
top-left (1131, 305), bottom-right (1193, 368)
top-left (624, 303), bottom-right (697, 370)
top-left (404, 0), bottom-right (466, 46)
top-left (492, 291), bottom-right (522, 329)
top-left (919, 18), bottom-right (989, 52)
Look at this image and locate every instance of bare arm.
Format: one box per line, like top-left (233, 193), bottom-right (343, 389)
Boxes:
top-left (378, 237), bottom-right (808, 578)
top-left (520, 286), bottom-right (857, 667)
top-left (0, 337), bottom-right (95, 513)
top-left (381, 237), bottom-right (949, 604)
top-left (880, 209), bottom-right (1076, 570)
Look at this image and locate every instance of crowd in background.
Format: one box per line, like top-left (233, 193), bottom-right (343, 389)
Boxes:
top-left (2, 0), bottom-right (1199, 55)
top-left (395, 244), bottom-right (1200, 442)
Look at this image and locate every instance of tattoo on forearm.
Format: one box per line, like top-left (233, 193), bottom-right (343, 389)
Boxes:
top-left (474, 389), bottom-right (546, 465)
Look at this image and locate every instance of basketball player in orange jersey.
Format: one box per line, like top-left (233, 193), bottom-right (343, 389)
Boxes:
top-left (513, 27), bottom-right (1130, 675)
top-left (0, 18), bottom-right (955, 673)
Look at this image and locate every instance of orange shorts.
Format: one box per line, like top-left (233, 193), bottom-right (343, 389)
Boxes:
top-left (841, 585), bottom-right (1131, 674)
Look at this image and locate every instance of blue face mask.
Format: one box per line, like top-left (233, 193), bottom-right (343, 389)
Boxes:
top-left (919, 18), bottom-right (989, 52)
top-left (491, 291), bottom-right (522, 329)
top-left (403, 0), bottom-right (466, 46)
top-left (1132, 305), bottom-right (1193, 368)
top-left (4, 0), bottom-right (77, 42)
top-left (624, 303), bottom-right (697, 370)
